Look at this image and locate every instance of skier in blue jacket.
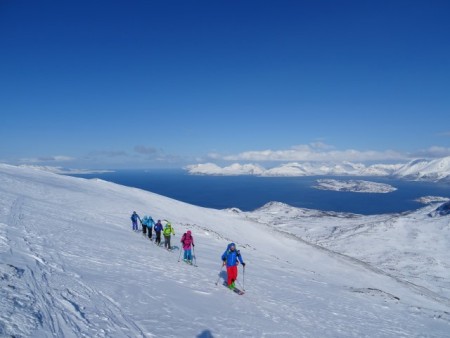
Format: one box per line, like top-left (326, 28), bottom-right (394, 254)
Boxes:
top-left (221, 243), bottom-right (245, 289)
top-left (142, 216), bottom-right (155, 240)
top-left (130, 211), bottom-right (141, 231)
top-left (154, 220), bottom-right (163, 246)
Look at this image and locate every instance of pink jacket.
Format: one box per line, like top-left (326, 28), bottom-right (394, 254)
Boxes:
top-left (181, 232), bottom-right (194, 250)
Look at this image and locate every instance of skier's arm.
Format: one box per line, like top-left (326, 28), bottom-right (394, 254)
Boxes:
top-left (221, 251), bottom-right (227, 262)
top-left (237, 251), bottom-right (245, 265)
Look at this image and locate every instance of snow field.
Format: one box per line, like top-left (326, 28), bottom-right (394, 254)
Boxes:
top-left (1, 164), bottom-right (449, 337)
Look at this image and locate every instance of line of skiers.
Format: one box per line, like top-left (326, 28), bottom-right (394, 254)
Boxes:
top-left (131, 211), bottom-right (246, 290)
top-left (131, 211), bottom-right (175, 250)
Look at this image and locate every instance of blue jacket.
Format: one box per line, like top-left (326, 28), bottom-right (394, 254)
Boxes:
top-left (221, 243), bottom-right (244, 267)
top-left (154, 222), bottom-right (163, 232)
top-left (131, 212), bottom-right (140, 222)
top-left (141, 216), bottom-right (155, 227)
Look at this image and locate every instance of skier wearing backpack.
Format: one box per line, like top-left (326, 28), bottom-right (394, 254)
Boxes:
top-left (154, 220), bottom-right (163, 246)
top-left (143, 216), bottom-right (155, 240)
top-left (130, 211), bottom-right (141, 231)
top-left (181, 230), bottom-right (195, 264)
top-left (163, 221), bottom-right (175, 250)
top-left (141, 215), bottom-right (148, 235)
top-left (221, 243), bottom-right (245, 289)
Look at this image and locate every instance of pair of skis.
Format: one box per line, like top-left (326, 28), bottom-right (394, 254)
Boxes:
top-left (215, 265), bottom-right (245, 295)
top-left (223, 282), bottom-right (245, 295)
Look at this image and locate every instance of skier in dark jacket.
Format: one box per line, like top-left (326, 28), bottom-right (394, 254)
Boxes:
top-left (221, 243), bottom-right (245, 289)
top-left (154, 220), bottom-right (163, 246)
top-left (130, 211), bottom-right (141, 231)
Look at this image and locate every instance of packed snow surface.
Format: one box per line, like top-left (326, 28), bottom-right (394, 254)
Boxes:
top-left (1, 164), bottom-right (450, 337)
top-left (313, 179), bottom-right (397, 193)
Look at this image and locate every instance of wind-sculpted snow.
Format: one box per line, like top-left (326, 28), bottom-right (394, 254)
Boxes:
top-left (1, 163), bottom-right (450, 337)
top-left (313, 179), bottom-right (397, 193)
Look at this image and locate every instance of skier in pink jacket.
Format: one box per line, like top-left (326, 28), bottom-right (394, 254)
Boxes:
top-left (181, 230), bottom-right (195, 264)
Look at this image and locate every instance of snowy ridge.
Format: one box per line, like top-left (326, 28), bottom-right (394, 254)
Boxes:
top-left (1, 164), bottom-right (450, 337)
top-left (18, 165), bottom-right (113, 175)
top-left (186, 156), bottom-right (450, 182)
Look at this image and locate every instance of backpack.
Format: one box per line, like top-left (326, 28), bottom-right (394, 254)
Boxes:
top-left (181, 233), bottom-right (192, 246)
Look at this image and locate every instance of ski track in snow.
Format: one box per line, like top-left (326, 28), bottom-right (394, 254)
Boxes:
top-left (1, 165), bottom-right (450, 337)
top-left (2, 196), bottom-right (147, 337)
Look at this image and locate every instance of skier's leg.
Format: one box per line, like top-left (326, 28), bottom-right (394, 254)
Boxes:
top-left (229, 266), bottom-right (238, 286)
top-left (226, 266), bottom-right (233, 286)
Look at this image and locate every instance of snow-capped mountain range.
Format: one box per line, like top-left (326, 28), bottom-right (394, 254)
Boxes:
top-left (186, 156), bottom-right (450, 182)
top-left (1, 163), bottom-right (450, 337)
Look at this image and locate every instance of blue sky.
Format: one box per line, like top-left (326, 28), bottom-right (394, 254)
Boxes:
top-left (1, 0), bottom-right (449, 169)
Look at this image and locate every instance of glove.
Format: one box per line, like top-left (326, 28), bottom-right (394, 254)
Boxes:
top-left (242, 263), bottom-right (246, 267)
top-left (192, 244), bottom-right (195, 247)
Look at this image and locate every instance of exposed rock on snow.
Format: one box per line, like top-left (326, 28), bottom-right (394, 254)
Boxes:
top-left (429, 201), bottom-right (450, 217)
top-left (313, 179), bottom-right (397, 193)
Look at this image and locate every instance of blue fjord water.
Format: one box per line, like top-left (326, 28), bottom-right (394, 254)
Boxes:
top-left (70, 170), bottom-right (450, 215)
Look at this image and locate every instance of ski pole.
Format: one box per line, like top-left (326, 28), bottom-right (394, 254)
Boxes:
top-left (177, 247), bottom-right (182, 262)
top-left (192, 245), bottom-right (197, 266)
top-left (215, 264), bottom-right (225, 285)
top-left (236, 278), bottom-right (244, 291)
top-left (243, 265), bottom-right (246, 291)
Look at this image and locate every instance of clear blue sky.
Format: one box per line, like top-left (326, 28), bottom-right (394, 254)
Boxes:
top-left (1, 0), bottom-right (449, 168)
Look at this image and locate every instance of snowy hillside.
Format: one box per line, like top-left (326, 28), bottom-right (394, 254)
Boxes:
top-left (1, 164), bottom-right (450, 337)
top-left (393, 157), bottom-right (450, 181)
top-left (245, 202), bottom-right (450, 300)
top-left (186, 156), bottom-right (450, 182)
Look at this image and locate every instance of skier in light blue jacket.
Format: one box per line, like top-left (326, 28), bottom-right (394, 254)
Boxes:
top-left (141, 216), bottom-right (155, 240)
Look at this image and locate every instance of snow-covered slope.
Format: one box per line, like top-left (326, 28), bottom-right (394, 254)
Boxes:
top-left (246, 201), bottom-right (450, 300)
top-left (18, 165), bottom-right (112, 175)
top-left (186, 156), bottom-right (450, 182)
top-left (393, 157), bottom-right (450, 181)
top-left (1, 164), bottom-right (450, 337)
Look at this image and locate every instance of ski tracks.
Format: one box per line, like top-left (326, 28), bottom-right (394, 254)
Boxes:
top-left (1, 196), bottom-right (146, 337)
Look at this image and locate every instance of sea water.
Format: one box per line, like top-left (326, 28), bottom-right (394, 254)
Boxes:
top-left (70, 170), bottom-right (450, 215)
